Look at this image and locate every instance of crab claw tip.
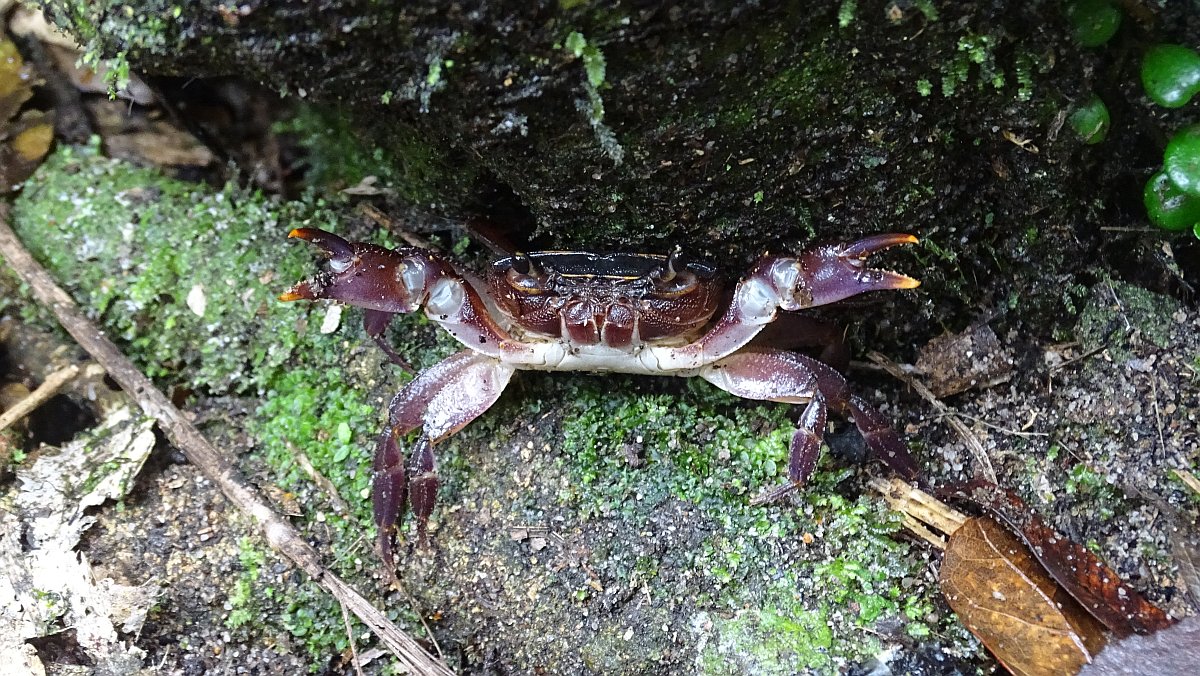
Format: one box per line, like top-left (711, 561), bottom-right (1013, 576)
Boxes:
top-left (278, 282), bottom-right (316, 302)
top-left (842, 233), bottom-right (919, 258)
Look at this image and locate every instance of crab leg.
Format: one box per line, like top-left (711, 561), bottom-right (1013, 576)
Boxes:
top-left (700, 349), bottom-right (917, 503)
top-left (374, 350), bottom-right (516, 576)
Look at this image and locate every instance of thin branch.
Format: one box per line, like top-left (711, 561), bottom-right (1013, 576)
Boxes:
top-left (0, 205), bottom-right (453, 676)
top-left (867, 350), bottom-right (998, 484)
top-left (339, 600), bottom-right (366, 676)
top-left (0, 363), bottom-right (78, 432)
top-left (930, 411), bottom-right (1049, 438)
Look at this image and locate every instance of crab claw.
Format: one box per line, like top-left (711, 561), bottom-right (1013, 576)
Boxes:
top-left (280, 227), bottom-right (439, 314)
top-left (787, 232), bottom-right (920, 309)
top-left (279, 229), bottom-right (357, 302)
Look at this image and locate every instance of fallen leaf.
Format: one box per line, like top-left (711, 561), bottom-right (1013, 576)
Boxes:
top-left (0, 38), bottom-right (36, 123)
top-left (916, 323), bottom-right (1014, 396)
top-left (0, 112), bottom-right (54, 190)
top-left (940, 516), bottom-right (1107, 676)
top-left (954, 482), bottom-right (1174, 637)
top-left (0, 36), bottom-right (53, 193)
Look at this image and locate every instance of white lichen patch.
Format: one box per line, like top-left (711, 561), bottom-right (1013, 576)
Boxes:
top-left (186, 283), bottom-right (207, 317)
top-left (319, 303), bottom-right (342, 334)
top-left (0, 407), bottom-right (160, 674)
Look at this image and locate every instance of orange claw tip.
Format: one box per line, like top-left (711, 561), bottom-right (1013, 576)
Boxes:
top-left (278, 282), bottom-right (314, 301)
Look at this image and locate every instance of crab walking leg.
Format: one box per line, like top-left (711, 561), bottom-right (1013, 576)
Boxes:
top-left (363, 309), bottom-right (414, 372)
top-left (700, 350), bottom-right (828, 502)
top-left (373, 351), bottom-right (516, 571)
top-left (700, 349), bottom-right (917, 502)
top-left (780, 353), bottom-right (919, 481)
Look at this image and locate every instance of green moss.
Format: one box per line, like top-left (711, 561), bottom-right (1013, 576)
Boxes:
top-left (698, 602), bottom-right (834, 674)
top-left (1063, 464), bottom-right (1118, 519)
top-left (1076, 278), bottom-right (1181, 362)
top-left (837, 0), bottom-right (857, 29)
top-left (276, 104), bottom-right (457, 205)
top-left (44, 0), bottom-right (182, 93)
top-left (10, 144), bottom-right (318, 394)
top-left (226, 537), bottom-right (268, 629)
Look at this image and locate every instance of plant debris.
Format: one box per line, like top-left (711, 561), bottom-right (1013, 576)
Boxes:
top-left (0, 34), bottom-right (53, 193)
top-left (0, 407), bottom-right (159, 674)
top-left (953, 482), bottom-right (1175, 638)
top-left (915, 322), bottom-right (1014, 397)
top-left (940, 515), bottom-right (1108, 675)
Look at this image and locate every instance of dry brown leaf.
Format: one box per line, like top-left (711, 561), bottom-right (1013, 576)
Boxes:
top-left (0, 38), bottom-right (36, 124)
top-left (956, 482), bottom-right (1174, 637)
top-left (11, 119), bottom-right (52, 157)
top-left (915, 323), bottom-right (1014, 396)
top-left (0, 111), bottom-right (54, 191)
top-left (940, 516), bottom-right (1107, 676)
top-left (1, 36), bottom-right (53, 192)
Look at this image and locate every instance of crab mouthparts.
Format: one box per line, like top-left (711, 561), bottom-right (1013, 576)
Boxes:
top-left (842, 233), bottom-right (921, 290)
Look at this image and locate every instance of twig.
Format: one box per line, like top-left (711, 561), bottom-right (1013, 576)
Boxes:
top-left (868, 477), bottom-right (968, 549)
top-left (1151, 379), bottom-right (1167, 455)
top-left (290, 441), bottom-right (353, 514)
top-left (930, 411), bottom-right (1049, 438)
top-left (359, 204), bottom-right (435, 250)
top-left (1048, 344), bottom-right (1106, 373)
top-left (0, 205), bottom-right (453, 676)
top-left (1175, 469), bottom-right (1200, 497)
top-left (393, 577), bottom-right (446, 661)
top-left (0, 363), bottom-right (79, 431)
top-left (867, 350), bottom-right (997, 484)
top-left (339, 600), bottom-right (366, 676)
top-left (1098, 226), bottom-right (1158, 233)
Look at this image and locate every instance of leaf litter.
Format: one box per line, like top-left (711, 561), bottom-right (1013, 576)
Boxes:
top-left (0, 407), bottom-right (159, 674)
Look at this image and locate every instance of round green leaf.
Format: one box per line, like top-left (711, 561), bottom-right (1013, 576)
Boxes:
top-left (1164, 124), bottom-right (1200, 196)
top-left (1141, 44), bottom-right (1200, 108)
top-left (1144, 169), bottom-right (1200, 232)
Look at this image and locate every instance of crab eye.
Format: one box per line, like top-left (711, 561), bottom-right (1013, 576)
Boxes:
top-left (506, 253), bottom-right (546, 293)
top-left (651, 246), bottom-right (685, 283)
top-left (512, 252), bottom-right (533, 275)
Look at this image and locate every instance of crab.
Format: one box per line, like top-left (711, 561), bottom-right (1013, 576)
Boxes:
top-left (281, 227), bottom-right (921, 572)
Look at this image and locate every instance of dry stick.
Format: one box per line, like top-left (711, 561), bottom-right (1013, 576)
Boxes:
top-left (0, 362), bottom-right (78, 431)
top-left (339, 600), bottom-right (366, 676)
top-left (866, 350), bottom-right (998, 484)
top-left (868, 477), bottom-right (969, 550)
top-left (0, 206), bottom-right (454, 676)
